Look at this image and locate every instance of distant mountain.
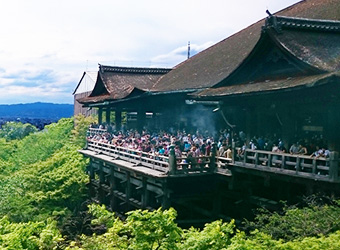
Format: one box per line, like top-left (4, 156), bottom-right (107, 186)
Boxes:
top-left (0, 102), bottom-right (73, 120)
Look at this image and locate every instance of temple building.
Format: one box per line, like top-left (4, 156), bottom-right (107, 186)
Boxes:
top-left (77, 0), bottom-right (340, 223)
top-left (80, 0), bottom-right (340, 151)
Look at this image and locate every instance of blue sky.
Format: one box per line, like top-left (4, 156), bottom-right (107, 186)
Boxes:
top-left (0, 0), bottom-right (300, 104)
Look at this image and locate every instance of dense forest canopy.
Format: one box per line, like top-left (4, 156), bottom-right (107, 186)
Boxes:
top-left (0, 115), bottom-right (340, 249)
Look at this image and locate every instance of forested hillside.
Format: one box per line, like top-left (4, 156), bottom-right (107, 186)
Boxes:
top-left (1, 116), bottom-right (340, 249)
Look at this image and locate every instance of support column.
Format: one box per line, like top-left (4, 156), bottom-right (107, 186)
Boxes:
top-left (161, 181), bottom-right (171, 209)
top-left (168, 145), bottom-right (176, 175)
top-left (137, 109), bottom-right (146, 132)
top-left (245, 107), bottom-right (256, 142)
top-left (115, 109), bottom-right (122, 131)
top-left (141, 177), bottom-right (149, 209)
top-left (109, 166), bottom-right (117, 211)
top-left (329, 151), bottom-right (339, 182)
top-left (105, 107), bottom-right (111, 125)
top-left (98, 107), bottom-right (103, 125)
top-left (125, 172), bottom-right (131, 210)
top-left (280, 106), bottom-right (296, 149)
top-left (326, 103), bottom-right (340, 152)
top-left (98, 162), bottom-right (105, 203)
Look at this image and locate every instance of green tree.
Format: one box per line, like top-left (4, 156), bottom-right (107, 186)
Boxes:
top-left (0, 122), bottom-right (38, 141)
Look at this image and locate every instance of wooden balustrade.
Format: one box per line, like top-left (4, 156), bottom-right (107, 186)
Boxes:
top-left (86, 139), bottom-right (215, 176)
top-left (85, 137), bottom-right (339, 182)
top-left (233, 148), bottom-right (339, 181)
top-left (87, 127), bottom-right (108, 137)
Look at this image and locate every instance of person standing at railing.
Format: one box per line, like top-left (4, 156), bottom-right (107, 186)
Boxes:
top-left (298, 144), bottom-right (308, 155)
top-left (225, 146), bottom-right (232, 160)
top-left (205, 140), bottom-right (212, 156)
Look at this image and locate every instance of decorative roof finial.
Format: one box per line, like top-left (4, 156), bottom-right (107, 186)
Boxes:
top-left (187, 41), bottom-right (191, 59)
top-left (266, 9), bottom-right (273, 17)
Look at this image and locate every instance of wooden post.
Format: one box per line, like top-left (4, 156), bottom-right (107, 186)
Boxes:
top-left (281, 155), bottom-right (286, 169)
top-left (137, 109), bottom-right (146, 133)
top-left (254, 152), bottom-right (259, 166)
top-left (243, 150), bottom-right (247, 164)
top-left (141, 177), bottom-right (149, 209)
top-left (329, 151), bottom-right (339, 182)
top-left (126, 172), bottom-right (131, 210)
top-left (209, 143), bottom-right (217, 172)
top-left (115, 109), bottom-right (122, 131)
top-left (232, 141), bottom-right (236, 164)
top-left (295, 157), bottom-right (301, 173)
top-left (109, 166), bottom-right (117, 211)
top-left (98, 107), bottom-right (103, 125)
top-left (105, 107), bottom-right (111, 125)
top-left (168, 145), bottom-right (176, 175)
top-left (161, 181), bottom-right (171, 209)
top-left (98, 162), bottom-right (105, 203)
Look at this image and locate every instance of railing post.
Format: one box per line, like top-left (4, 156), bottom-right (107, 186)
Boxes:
top-left (329, 151), bottom-right (339, 182)
top-left (168, 145), bottom-right (176, 175)
top-left (296, 157), bottom-right (301, 172)
top-left (243, 150), bottom-right (247, 164)
top-left (254, 151), bottom-right (259, 166)
top-left (209, 143), bottom-right (217, 172)
top-left (232, 141), bottom-right (236, 164)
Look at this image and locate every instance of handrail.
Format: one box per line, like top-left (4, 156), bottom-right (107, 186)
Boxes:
top-left (84, 137), bottom-right (339, 181)
top-left (86, 139), bottom-right (215, 175)
top-left (87, 128), bottom-right (108, 137)
top-left (234, 148), bottom-right (339, 181)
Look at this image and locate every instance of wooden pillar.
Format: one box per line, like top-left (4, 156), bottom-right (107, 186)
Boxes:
top-left (168, 145), bottom-right (176, 175)
top-left (280, 106), bottom-right (295, 149)
top-left (115, 109), bottom-right (122, 131)
top-left (109, 166), bottom-right (117, 211)
top-left (245, 107), bottom-right (255, 142)
top-left (88, 159), bottom-right (96, 197)
top-left (98, 107), bottom-right (103, 125)
top-left (98, 162), bottom-right (105, 203)
top-left (329, 151), bottom-right (339, 182)
top-left (125, 172), bottom-right (131, 210)
top-left (210, 143), bottom-right (217, 173)
top-left (141, 177), bottom-right (149, 209)
top-left (325, 103), bottom-right (340, 152)
top-left (161, 181), bottom-right (171, 209)
top-left (137, 109), bottom-right (146, 132)
top-left (105, 107), bottom-right (111, 125)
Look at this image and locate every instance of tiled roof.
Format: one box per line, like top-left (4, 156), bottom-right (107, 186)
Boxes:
top-left (151, 0), bottom-right (340, 92)
top-left (80, 65), bottom-right (171, 104)
top-left (194, 72), bottom-right (340, 98)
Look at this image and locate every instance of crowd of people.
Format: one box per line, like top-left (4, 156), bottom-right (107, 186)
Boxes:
top-left (88, 124), bottom-right (331, 162)
top-left (87, 125), bottom-right (220, 161)
top-left (234, 132), bottom-right (330, 160)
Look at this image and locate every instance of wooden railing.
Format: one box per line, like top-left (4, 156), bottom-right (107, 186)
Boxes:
top-left (234, 149), bottom-right (339, 182)
top-left (85, 137), bottom-right (339, 182)
top-left (87, 127), bottom-right (107, 137)
top-left (87, 140), bottom-right (169, 173)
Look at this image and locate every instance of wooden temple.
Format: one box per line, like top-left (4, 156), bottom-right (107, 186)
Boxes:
top-left (78, 0), bottom-right (340, 224)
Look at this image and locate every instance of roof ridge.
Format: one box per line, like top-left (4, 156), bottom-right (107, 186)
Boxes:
top-left (264, 15), bottom-right (340, 33)
top-left (99, 64), bottom-right (171, 74)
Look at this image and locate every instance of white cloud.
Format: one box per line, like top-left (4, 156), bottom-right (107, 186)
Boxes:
top-left (0, 0), bottom-right (301, 104)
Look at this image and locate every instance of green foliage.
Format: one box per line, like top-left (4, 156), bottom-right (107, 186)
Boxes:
top-left (125, 208), bottom-right (182, 250)
top-left (244, 200), bottom-right (340, 241)
top-left (71, 114), bottom-right (96, 148)
top-left (0, 118), bottom-right (89, 223)
top-left (74, 206), bottom-right (182, 250)
top-left (180, 220), bottom-right (235, 250)
top-left (1, 116), bottom-right (340, 249)
top-left (0, 121), bottom-right (38, 141)
top-left (0, 216), bottom-right (63, 250)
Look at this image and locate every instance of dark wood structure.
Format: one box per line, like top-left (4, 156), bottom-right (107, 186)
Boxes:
top-left (73, 71), bottom-right (98, 117)
top-left (79, 0), bottom-right (340, 224)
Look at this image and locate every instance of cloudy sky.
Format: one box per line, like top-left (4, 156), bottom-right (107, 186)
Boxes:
top-left (0, 0), bottom-right (300, 104)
